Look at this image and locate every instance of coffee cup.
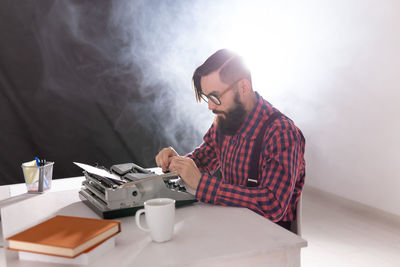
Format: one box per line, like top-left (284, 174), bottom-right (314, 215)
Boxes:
top-left (135, 198), bottom-right (176, 242)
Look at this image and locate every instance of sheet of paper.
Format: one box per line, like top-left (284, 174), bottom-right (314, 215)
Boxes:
top-left (73, 162), bottom-right (122, 180)
top-left (22, 160), bottom-right (39, 184)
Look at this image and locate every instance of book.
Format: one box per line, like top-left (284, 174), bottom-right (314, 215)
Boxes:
top-left (7, 215), bottom-right (121, 258)
top-left (18, 236), bottom-right (115, 265)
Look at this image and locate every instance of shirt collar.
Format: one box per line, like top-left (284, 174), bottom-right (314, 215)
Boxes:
top-left (233, 91), bottom-right (265, 138)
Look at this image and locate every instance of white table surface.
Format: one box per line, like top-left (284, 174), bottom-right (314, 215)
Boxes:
top-left (0, 177), bottom-right (307, 267)
top-left (0, 177), bottom-right (85, 246)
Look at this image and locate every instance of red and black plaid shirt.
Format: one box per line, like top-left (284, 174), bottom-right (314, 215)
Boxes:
top-left (187, 93), bottom-right (305, 222)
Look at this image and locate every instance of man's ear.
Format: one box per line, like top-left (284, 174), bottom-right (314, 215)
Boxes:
top-left (238, 79), bottom-right (252, 96)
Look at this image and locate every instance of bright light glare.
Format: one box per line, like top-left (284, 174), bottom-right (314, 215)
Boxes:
top-left (212, 2), bottom-right (299, 99)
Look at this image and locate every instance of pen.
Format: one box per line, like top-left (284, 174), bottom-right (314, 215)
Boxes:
top-left (35, 157), bottom-right (43, 192)
top-left (35, 157), bottom-right (40, 166)
top-left (41, 159), bottom-right (49, 189)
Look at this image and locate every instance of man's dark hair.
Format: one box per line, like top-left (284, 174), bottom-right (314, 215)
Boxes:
top-left (192, 49), bottom-right (252, 102)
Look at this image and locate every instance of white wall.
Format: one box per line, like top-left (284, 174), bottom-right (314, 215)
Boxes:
top-left (267, 0), bottom-right (400, 216)
top-left (140, 0), bottom-right (400, 216)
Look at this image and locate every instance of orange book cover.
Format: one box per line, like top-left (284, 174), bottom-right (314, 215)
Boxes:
top-left (7, 215), bottom-right (121, 258)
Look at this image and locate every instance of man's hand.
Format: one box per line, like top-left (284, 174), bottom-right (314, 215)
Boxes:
top-left (169, 156), bottom-right (201, 190)
top-left (155, 146), bottom-right (179, 172)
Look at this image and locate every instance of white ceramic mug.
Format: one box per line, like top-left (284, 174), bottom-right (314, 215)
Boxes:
top-left (135, 198), bottom-right (176, 242)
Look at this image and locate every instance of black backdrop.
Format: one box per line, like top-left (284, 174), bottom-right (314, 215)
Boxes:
top-left (0, 0), bottom-right (208, 185)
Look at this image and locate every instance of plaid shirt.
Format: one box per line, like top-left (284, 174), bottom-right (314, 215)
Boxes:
top-left (187, 93), bottom-right (305, 222)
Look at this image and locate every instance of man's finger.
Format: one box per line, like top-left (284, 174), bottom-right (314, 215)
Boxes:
top-left (170, 156), bottom-right (187, 162)
top-left (162, 157), bottom-right (170, 171)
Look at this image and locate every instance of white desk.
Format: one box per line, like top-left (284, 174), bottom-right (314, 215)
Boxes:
top-left (0, 178), bottom-right (307, 267)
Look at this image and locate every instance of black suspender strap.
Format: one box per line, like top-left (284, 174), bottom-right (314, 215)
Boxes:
top-left (247, 112), bottom-right (281, 187)
top-left (213, 128), bottom-right (224, 180)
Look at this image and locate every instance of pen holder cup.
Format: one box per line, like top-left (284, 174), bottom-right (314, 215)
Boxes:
top-left (21, 162), bottom-right (54, 193)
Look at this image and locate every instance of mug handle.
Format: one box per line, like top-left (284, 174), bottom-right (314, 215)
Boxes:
top-left (135, 209), bottom-right (150, 232)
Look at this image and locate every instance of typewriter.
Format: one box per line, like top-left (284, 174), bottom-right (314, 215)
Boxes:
top-left (78, 163), bottom-right (196, 219)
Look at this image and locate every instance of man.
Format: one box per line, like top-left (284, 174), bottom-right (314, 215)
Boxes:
top-left (156, 49), bottom-right (305, 230)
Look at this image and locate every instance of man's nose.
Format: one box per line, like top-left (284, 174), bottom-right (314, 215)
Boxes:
top-left (208, 101), bottom-right (217, 110)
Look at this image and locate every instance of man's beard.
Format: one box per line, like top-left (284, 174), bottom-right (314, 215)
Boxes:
top-left (214, 93), bottom-right (247, 136)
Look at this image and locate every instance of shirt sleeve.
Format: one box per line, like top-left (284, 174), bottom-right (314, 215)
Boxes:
top-left (195, 123), bottom-right (304, 222)
top-left (186, 124), bottom-right (219, 175)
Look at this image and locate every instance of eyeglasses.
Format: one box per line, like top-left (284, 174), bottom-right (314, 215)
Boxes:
top-left (200, 80), bottom-right (240, 106)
